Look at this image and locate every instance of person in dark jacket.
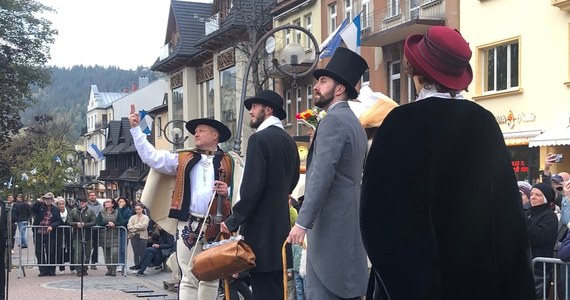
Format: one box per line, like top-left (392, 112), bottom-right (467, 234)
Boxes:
top-left (66, 197), bottom-right (97, 276)
top-left (526, 183), bottom-right (558, 297)
top-left (135, 224), bottom-right (174, 276)
top-left (361, 26), bottom-right (535, 299)
top-left (12, 194), bottom-right (30, 249)
top-left (31, 192), bottom-right (63, 276)
top-left (116, 196), bottom-right (132, 273)
top-left (221, 90), bottom-right (300, 299)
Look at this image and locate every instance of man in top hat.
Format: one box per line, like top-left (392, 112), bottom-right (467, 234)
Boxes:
top-left (361, 26), bottom-right (535, 299)
top-left (129, 104), bottom-right (235, 300)
top-left (221, 90), bottom-right (300, 299)
top-left (287, 47), bottom-right (369, 299)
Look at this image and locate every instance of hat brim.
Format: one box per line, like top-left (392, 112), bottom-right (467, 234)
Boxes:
top-left (404, 34), bottom-right (473, 91)
top-left (185, 118), bottom-right (231, 143)
top-left (244, 98), bottom-right (287, 120)
top-left (313, 69), bottom-right (359, 100)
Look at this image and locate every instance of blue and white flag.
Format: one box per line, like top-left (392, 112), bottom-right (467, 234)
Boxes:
top-left (319, 17), bottom-right (350, 59)
top-left (54, 155), bottom-right (62, 165)
top-left (340, 12), bottom-right (362, 55)
top-left (30, 168), bottom-right (37, 175)
top-left (87, 143), bottom-right (105, 161)
top-left (21, 173), bottom-right (28, 181)
top-left (6, 177), bottom-right (12, 189)
top-left (139, 110), bottom-right (153, 135)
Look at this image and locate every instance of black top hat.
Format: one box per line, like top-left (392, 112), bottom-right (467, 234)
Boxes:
top-left (185, 118), bottom-right (231, 143)
top-left (313, 47), bottom-right (368, 99)
top-left (244, 90), bottom-right (287, 120)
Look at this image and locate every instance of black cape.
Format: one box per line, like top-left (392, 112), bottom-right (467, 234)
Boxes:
top-left (361, 97), bottom-right (535, 299)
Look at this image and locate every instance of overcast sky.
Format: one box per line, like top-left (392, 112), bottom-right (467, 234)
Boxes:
top-left (40, 0), bottom-right (212, 70)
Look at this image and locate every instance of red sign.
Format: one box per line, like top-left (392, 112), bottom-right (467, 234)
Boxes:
top-left (511, 160), bottom-right (528, 173)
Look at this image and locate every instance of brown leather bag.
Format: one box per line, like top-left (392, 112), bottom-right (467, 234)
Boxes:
top-left (191, 236), bottom-right (256, 281)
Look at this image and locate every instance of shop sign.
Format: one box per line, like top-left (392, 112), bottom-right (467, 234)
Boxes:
top-left (512, 160), bottom-right (529, 173)
top-left (495, 110), bottom-right (536, 129)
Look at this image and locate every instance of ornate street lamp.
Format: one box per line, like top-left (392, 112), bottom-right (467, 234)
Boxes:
top-left (233, 24), bottom-right (320, 155)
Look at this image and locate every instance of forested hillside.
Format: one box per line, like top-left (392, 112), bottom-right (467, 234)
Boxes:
top-left (23, 65), bottom-right (160, 138)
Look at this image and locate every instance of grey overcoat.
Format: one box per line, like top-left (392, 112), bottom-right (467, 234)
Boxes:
top-left (296, 100), bottom-right (369, 298)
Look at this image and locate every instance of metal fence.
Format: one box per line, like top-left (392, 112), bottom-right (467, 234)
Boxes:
top-left (15, 225), bottom-right (128, 278)
top-left (533, 257), bottom-right (570, 300)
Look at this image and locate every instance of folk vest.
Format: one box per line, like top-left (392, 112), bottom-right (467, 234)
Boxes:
top-left (169, 150), bottom-right (234, 221)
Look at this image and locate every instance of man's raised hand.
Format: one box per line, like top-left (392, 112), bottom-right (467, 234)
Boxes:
top-left (129, 104), bottom-right (140, 128)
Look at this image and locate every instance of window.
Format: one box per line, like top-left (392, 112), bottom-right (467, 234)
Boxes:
top-left (345, 0), bottom-right (352, 20)
top-left (286, 90), bottom-right (292, 124)
top-left (306, 85), bottom-right (313, 108)
top-left (304, 14), bottom-right (312, 48)
top-left (286, 28), bottom-right (291, 45)
top-left (172, 87), bottom-right (184, 150)
top-left (294, 19), bottom-right (302, 44)
top-left (362, 0), bottom-right (370, 28)
top-left (156, 115), bottom-right (162, 137)
top-left (389, 60), bottom-right (401, 103)
top-left (329, 3), bottom-right (337, 35)
top-left (296, 87), bottom-right (302, 135)
top-left (220, 66), bottom-right (236, 151)
top-left (389, 0), bottom-right (399, 17)
top-left (482, 40), bottom-right (519, 93)
top-left (408, 77), bottom-right (417, 102)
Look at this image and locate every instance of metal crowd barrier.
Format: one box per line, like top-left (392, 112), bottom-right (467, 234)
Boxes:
top-left (533, 257), bottom-right (570, 300)
top-left (16, 225), bottom-right (128, 278)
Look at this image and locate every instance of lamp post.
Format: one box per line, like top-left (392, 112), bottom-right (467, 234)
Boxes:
top-left (233, 24), bottom-right (320, 155)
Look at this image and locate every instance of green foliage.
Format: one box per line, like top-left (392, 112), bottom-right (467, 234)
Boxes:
top-left (0, 0), bottom-right (56, 150)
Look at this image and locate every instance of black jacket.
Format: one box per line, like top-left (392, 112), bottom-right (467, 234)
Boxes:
top-left (526, 203), bottom-right (558, 260)
top-left (224, 125), bottom-right (300, 272)
top-left (361, 97), bottom-right (535, 299)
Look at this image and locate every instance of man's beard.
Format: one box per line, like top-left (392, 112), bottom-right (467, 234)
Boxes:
top-left (249, 109), bottom-right (266, 129)
top-left (314, 88), bottom-right (334, 109)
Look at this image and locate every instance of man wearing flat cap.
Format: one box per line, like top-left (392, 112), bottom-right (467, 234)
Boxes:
top-left (221, 90), bottom-right (300, 299)
top-left (287, 47), bottom-right (370, 299)
top-left (129, 105), bottom-right (235, 299)
top-left (31, 192), bottom-right (63, 277)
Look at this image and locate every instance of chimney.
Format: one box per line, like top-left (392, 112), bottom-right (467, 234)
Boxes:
top-left (139, 75), bottom-right (149, 89)
top-left (131, 82), bottom-right (138, 92)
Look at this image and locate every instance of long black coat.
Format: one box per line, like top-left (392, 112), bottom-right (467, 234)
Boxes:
top-left (225, 125), bottom-right (300, 272)
top-left (361, 97), bottom-right (535, 299)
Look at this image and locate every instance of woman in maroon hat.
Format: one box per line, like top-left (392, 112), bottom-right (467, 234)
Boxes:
top-left (360, 26), bottom-right (535, 299)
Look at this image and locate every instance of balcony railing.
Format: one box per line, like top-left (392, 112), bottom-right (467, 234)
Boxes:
top-left (361, 0), bottom-right (445, 38)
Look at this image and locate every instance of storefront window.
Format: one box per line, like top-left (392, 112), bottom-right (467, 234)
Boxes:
top-left (509, 145), bottom-right (539, 184)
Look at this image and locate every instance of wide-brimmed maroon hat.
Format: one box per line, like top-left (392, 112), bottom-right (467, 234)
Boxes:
top-left (404, 26), bottom-right (473, 91)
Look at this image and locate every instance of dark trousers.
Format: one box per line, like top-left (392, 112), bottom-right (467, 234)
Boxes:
top-left (56, 227), bottom-right (74, 271)
top-left (34, 232), bottom-right (56, 275)
top-left (250, 270), bottom-right (282, 300)
top-left (138, 247), bottom-right (162, 273)
top-left (230, 277), bottom-right (253, 300)
top-left (90, 229), bottom-right (99, 263)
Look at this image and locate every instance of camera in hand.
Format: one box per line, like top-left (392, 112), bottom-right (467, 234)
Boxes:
top-left (554, 154), bottom-right (564, 163)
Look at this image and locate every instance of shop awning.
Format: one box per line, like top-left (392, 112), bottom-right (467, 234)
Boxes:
top-left (503, 130), bottom-right (542, 146)
top-left (529, 127), bottom-right (570, 147)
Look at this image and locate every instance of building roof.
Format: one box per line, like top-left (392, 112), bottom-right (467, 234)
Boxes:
top-left (101, 118), bottom-right (141, 155)
top-left (90, 85), bottom-right (128, 110)
top-left (151, 1), bottom-right (213, 71)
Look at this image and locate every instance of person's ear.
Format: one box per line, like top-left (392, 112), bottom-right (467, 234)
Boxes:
top-left (335, 84), bottom-right (346, 97)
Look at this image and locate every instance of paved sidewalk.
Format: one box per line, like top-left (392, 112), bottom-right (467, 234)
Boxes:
top-left (8, 229), bottom-right (179, 300)
top-left (8, 265), bottom-right (178, 300)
